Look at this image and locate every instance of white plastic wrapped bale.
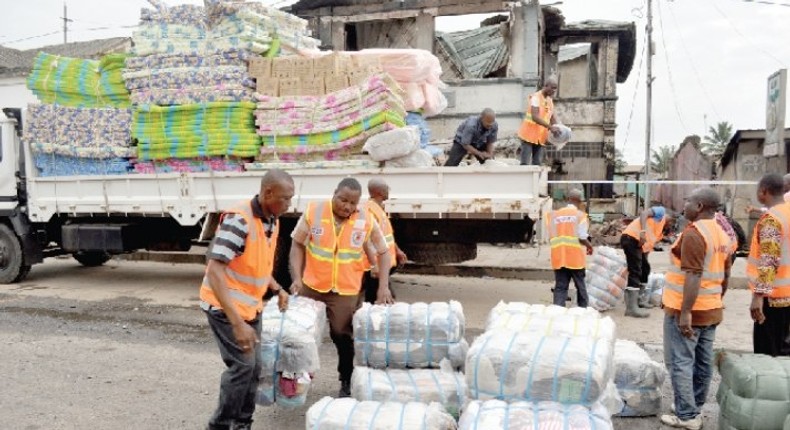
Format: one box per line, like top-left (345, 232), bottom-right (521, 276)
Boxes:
top-left (458, 400), bottom-right (613, 430)
top-left (612, 340), bottom-right (665, 417)
top-left (351, 362), bottom-right (467, 418)
top-left (585, 246), bottom-right (628, 312)
top-left (466, 331), bottom-right (614, 404)
top-left (362, 126), bottom-right (420, 161)
top-left (384, 149), bottom-right (436, 168)
top-left (305, 397), bottom-right (457, 430)
top-left (485, 302), bottom-right (616, 341)
top-left (257, 296), bottom-right (326, 407)
top-left (354, 301), bottom-right (468, 370)
top-left (646, 273), bottom-right (665, 307)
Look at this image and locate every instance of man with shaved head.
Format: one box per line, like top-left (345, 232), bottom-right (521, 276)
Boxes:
top-left (661, 187), bottom-right (731, 429)
top-left (444, 108), bottom-right (498, 166)
top-left (747, 173), bottom-right (790, 357)
top-left (200, 169), bottom-right (295, 430)
top-left (546, 188), bottom-right (593, 307)
top-left (517, 75), bottom-right (562, 166)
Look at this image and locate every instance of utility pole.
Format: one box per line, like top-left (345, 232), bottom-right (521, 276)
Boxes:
top-left (643, 0), bottom-right (654, 211)
top-left (62, 3), bottom-right (72, 44)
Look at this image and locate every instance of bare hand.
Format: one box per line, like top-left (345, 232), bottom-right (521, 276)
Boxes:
top-left (277, 289), bottom-right (289, 312)
top-left (751, 295), bottom-right (766, 324)
top-left (375, 287), bottom-right (395, 305)
top-left (396, 250), bottom-right (408, 268)
top-left (585, 245), bottom-right (593, 256)
top-left (370, 267), bottom-right (378, 279)
top-left (290, 280), bottom-right (304, 296)
top-left (678, 311), bottom-right (694, 338)
top-left (232, 322), bottom-right (258, 354)
top-left (638, 232), bottom-right (647, 246)
top-left (549, 125), bottom-right (561, 136)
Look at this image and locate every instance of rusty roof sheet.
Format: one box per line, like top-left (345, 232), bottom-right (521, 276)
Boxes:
top-left (436, 24), bottom-right (509, 80)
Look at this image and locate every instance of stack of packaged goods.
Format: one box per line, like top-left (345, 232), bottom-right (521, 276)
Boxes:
top-left (717, 352), bottom-right (790, 430)
top-left (585, 246), bottom-right (629, 312)
top-left (256, 296), bottom-right (326, 408)
top-left (126, 0), bottom-right (320, 173)
top-left (461, 302), bottom-right (617, 429)
top-left (306, 397), bottom-right (457, 430)
top-left (24, 52), bottom-right (133, 176)
top-left (612, 340), bottom-right (665, 417)
top-left (362, 126), bottom-right (435, 168)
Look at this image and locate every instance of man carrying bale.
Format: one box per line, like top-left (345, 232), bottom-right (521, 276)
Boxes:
top-left (661, 188), bottom-right (731, 430)
top-left (443, 108), bottom-right (498, 166)
top-left (517, 75), bottom-right (562, 166)
top-left (546, 189), bottom-right (593, 307)
top-left (620, 204), bottom-right (670, 317)
top-left (289, 178), bottom-right (394, 398)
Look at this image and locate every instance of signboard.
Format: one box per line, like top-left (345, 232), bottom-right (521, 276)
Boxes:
top-left (765, 69), bottom-right (787, 157)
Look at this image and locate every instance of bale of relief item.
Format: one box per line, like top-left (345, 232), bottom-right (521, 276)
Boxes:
top-left (384, 148), bottom-right (435, 167)
top-left (585, 246), bottom-right (628, 312)
top-left (458, 400), bottom-right (613, 430)
top-left (354, 301), bottom-right (467, 370)
top-left (612, 340), bottom-right (665, 417)
top-left (485, 302), bottom-right (616, 341)
top-left (305, 397), bottom-right (457, 430)
top-left (646, 273), bottom-right (665, 307)
top-left (351, 360), bottom-right (467, 418)
top-left (466, 330), bottom-right (614, 404)
top-left (717, 352), bottom-right (790, 430)
top-left (362, 126), bottom-right (420, 161)
top-left (257, 295), bottom-right (326, 407)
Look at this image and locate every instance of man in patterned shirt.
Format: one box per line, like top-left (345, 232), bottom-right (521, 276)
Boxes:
top-left (748, 173), bottom-right (790, 356)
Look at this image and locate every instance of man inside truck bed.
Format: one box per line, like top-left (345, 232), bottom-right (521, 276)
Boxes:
top-left (443, 108), bottom-right (498, 166)
top-left (199, 169), bottom-right (295, 430)
top-left (289, 177), bottom-right (394, 398)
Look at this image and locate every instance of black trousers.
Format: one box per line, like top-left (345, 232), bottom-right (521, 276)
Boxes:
top-left (754, 298), bottom-right (790, 356)
top-left (360, 267), bottom-right (397, 304)
top-left (621, 235), bottom-right (650, 287)
top-left (553, 268), bottom-right (588, 308)
top-left (444, 141), bottom-right (487, 166)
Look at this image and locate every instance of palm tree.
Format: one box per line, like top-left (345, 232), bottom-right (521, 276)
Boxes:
top-left (702, 121), bottom-right (734, 160)
top-left (650, 145), bottom-right (676, 177)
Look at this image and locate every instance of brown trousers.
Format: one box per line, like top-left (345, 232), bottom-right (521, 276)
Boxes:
top-left (299, 286), bottom-right (360, 381)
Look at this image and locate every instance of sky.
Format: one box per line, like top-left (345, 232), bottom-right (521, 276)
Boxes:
top-left (1, 0), bottom-right (789, 164)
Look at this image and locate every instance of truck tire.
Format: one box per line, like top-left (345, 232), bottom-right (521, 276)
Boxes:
top-left (0, 224), bottom-right (26, 284)
top-left (73, 251), bottom-right (112, 267)
top-left (402, 243), bottom-right (477, 265)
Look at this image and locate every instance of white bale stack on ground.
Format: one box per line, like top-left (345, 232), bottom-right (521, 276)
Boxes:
top-left (612, 340), bottom-right (666, 417)
top-left (485, 302), bottom-right (616, 340)
top-left (305, 397), bottom-right (457, 430)
top-left (585, 246), bottom-right (628, 311)
top-left (458, 400), bottom-right (613, 430)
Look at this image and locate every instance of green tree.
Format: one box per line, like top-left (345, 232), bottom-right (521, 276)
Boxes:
top-left (614, 149), bottom-right (628, 174)
top-left (650, 145), bottom-right (676, 176)
top-left (702, 121), bottom-right (734, 160)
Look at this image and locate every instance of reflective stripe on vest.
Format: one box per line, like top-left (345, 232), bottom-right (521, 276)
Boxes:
top-left (662, 219), bottom-right (728, 311)
top-left (302, 200), bottom-right (372, 295)
top-left (547, 206), bottom-right (587, 270)
top-left (746, 203), bottom-right (790, 297)
top-left (623, 216), bottom-right (666, 253)
top-left (364, 200), bottom-right (397, 269)
top-left (199, 200), bottom-right (278, 321)
top-left (517, 91), bottom-right (553, 145)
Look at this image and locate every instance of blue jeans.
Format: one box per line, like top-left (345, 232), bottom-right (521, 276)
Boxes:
top-left (553, 268), bottom-right (588, 308)
top-left (663, 314), bottom-right (717, 420)
top-left (519, 141), bottom-right (544, 166)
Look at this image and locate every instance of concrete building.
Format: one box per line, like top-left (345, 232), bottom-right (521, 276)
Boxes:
top-left (654, 135), bottom-right (714, 213)
top-left (288, 0), bottom-right (636, 197)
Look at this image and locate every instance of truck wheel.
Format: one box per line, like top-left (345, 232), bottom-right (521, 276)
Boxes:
top-left (0, 224), bottom-right (25, 284)
top-left (73, 251), bottom-right (112, 267)
top-left (402, 243), bottom-right (478, 265)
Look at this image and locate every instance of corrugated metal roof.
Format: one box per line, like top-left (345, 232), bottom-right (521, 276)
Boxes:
top-left (558, 44), bottom-right (590, 63)
top-left (0, 37), bottom-right (130, 79)
top-left (435, 24), bottom-right (508, 80)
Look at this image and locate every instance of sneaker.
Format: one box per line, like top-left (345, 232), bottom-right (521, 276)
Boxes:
top-left (660, 414), bottom-right (702, 430)
top-left (338, 379), bottom-right (351, 398)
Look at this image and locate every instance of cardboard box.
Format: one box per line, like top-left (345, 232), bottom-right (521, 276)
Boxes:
top-left (313, 54), bottom-right (338, 74)
top-left (256, 77), bottom-right (279, 96)
top-left (278, 78), bottom-right (302, 97)
top-left (324, 73), bottom-right (350, 94)
top-left (300, 79), bottom-right (325, 96)
top-left (248, 57), bottom-right (272, 78)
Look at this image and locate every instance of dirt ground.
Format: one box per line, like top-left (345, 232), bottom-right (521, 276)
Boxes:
top-left (0, 246), bottom-right (754, 429)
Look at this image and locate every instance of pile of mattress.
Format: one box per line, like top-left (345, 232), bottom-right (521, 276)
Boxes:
top-left (612, 340), bottom-right (665, 417)
top-left (585, 246), bottom-right (628, 312)
top-left (306, 397), bottom-right (457, 430)
top-left (458, 400), bottom-right (614, 430)
top-left (132, 157), bottom-right (244, 174)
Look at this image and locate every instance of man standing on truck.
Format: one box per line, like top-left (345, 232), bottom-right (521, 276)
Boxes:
top-left (289, 177), bottom-right (394, 397)
top-left (199, 169), bottom-right (295, 430)
top-left (547, 189), bottom-right (593, 307)
top-left (620, 204), bottom-right (670, 318)
top-left (517, 76), bottom-right (561, 166)
top-left (443, 108), bottom-right (498, 166)
top-left (661, 188), bottom-right (731, 430)
top-left (361, 178), bottom-right (408, 304)
top-left (747, 173), bottom-right (790, 357)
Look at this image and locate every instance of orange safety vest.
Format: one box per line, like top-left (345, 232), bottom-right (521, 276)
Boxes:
top-left (746, 203), bottom-right (790, 299)
top-left (303, 200), bottom-right (372, 295)
top-left (517, 91), bottom-right (554, 145)
top-left (199, 201), bottom-right (278, 321)
top-left (662, 219), bottom-right (729, 311)
top-left (364, 200), bottom-right (397, 269)
top-left (623, 216), bottom-right (667, 253)
top-left (546, 206), bottom-right (588, 270)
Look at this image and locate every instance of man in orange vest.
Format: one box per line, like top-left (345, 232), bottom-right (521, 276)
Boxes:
top-left (547, 189), bottom-right (593, 307)
top-left (289, 177), bottom-right (393, 397)
top-left (660, 188), bottom-right (731, 430)
top-left (517, 76), bottom-right (561, 166)
top-left (747, 173), bottom-right (790, 356)
top-left (200, 169), bottom-right (294, 430)
top-left (361, 178), bottom-right (408, 304)
top-left (620, 205), bottom-right (669, 317)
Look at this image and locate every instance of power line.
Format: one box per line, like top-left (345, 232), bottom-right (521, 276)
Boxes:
top-left (620, 31), bottom-right (648, 153)
top-left (711, 0), bottom-right (786, 67)
top-left (2, 30), bottom-right (62, 45)
top-left (730, 0), bottom-right (790, 7)
top-left (655, 0), bottom-right (689, 134)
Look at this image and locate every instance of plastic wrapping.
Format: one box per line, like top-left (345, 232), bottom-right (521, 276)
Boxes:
top-left (485, 302), bottom-right (616, 340)
top-left (466, 331), bottom-right (614, 405)
top-left (351, 362), bottom-right (467, 418)
top-left (362, 126), bottom-right (420, 161)
top-left (717, 352), bottom-right (790, 430)
top-left (613, 340), bottom-right (665, 417)
top-left (305, 397), bottom-right (457, 430)
top-left (458, 400), bottom-right (614, 430)
top-left (646, 273), bottom-right (665, 307)
top-left (354, 301), bottom-right (468, 370)
top-left (384, 149), bottom-right (436, 168)
top-left (257, 296), bottom-right (326, 407)
top-left (585, 246), bottom-right (628, 311)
